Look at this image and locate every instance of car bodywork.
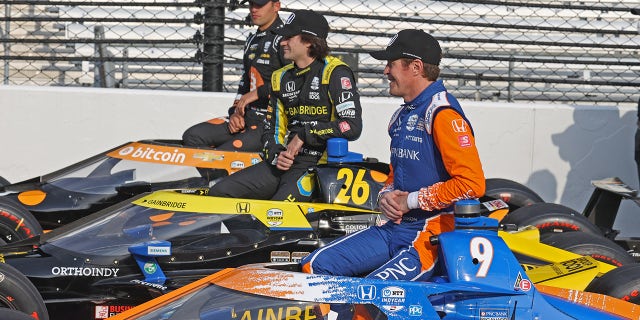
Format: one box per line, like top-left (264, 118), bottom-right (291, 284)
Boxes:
top-left (0, 140), bottom-right (261, 241)
top-left (0, 159), bottom-right (387, 320)
top-left (582, 177), bottom-right (640, 259)
top-left (107, 208), bottom-right (639, 320)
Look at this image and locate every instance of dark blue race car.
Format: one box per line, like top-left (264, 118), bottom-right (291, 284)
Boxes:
top-left (107, 200), bottom-right (639, 320)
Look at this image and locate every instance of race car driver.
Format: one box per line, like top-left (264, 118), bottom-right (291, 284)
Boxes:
top-left (182, 0), bottom-right (286, 178)
top-left (208, 9), bottom-right (362, 202)
top-left (301, 29), bottom-right (485, 284)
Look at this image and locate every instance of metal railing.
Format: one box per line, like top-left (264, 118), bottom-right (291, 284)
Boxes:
top-left (1, 0), bottom-right (638, 106)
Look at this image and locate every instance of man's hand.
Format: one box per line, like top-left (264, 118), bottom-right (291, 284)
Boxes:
top-left (234, 90), bottom-right (259, 117)
top-left (228, 111), bottom-right (245, 133)
top-left (378, 190), bottom-right (410, 224)
top-left (276, 135), bottom-right (304, 171)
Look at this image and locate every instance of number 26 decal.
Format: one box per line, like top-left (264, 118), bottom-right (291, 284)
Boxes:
top-left (335, 168), bottom-right (370, 206)
top-left (470, 237), bottom-right (494, 277)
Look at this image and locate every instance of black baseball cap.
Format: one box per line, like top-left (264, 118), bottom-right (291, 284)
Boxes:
top-left (369, 29), bottom-right (442, 66)
top-left (243, 0), bottom-right (278, 5)
top-left (272, 9), bottom-right (329, 39)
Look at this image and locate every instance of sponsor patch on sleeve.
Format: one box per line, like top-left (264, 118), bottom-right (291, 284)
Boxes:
top-left (339, 121), bottom-right (351, 133)
top-left (336, 101), bottom-right (356, 118)
top-left (458, 134), bottom-right (471, 147)
top-left (341, 77), bottom-right (352, 90)
top-left (336, 101), bottom-right (355, 113)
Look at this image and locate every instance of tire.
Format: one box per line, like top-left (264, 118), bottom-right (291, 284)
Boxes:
top-left (0, 176), bottom-right (9, 188)
top-left (0, 263), bottom-right (48, 320)
top-left (482, 178), bottom-right (544, 212)
top-left (0, 308), bottom-right (41, 320)
top-left (586, 263), bottom-right (640, 304)
top-left (0, 198), bottom-right (43, 244)
top-left (501, 202), bottom-right (603, 236)
top-left (540, 232), bottom-right (634, 267)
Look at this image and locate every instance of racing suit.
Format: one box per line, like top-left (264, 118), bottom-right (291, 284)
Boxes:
top-left (182, 17), bottom-right (286, 152)
top-left (208, 56), bottom-right (362, 201)
top-left (301, 80), bottom-right (485, 281)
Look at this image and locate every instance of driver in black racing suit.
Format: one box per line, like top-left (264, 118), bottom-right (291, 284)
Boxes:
top-left (208, 9), bottom-right (362, 202)
top-left (182, 0), bottom-right (286, 179)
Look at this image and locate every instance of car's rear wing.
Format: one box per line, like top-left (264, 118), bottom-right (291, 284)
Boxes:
top-left (583, 177), bottom-right (639, 238)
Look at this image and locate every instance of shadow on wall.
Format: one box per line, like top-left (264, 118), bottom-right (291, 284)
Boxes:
top-left (525, 169), bottom-right (557, 205)
top-left (547, 108), bottom-right (637, 211)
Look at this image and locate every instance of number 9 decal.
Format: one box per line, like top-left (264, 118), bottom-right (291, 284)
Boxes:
top-left (335, 168), bottom-right (370, 206)
top-left (470, 237), bottom-right (493, 278)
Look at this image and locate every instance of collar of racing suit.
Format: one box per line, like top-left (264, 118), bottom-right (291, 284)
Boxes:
top-left (401, 79), bottom-right (447, 111)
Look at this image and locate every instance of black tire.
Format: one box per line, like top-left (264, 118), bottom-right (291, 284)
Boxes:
top-left (0, 176), bottom-right (9, 188)
top-left (540, 232), bottom-right (634, 267)
top-left (501, 202), bottom-right (603, 236)
top-left (0, 263), bottom-right (48, 320)
top-left (482, 178), bottom-right (544, 212)
top-left (586, 263), bottom-right (640, 304)
top-left (0, 198), bottom-right (43, 244)
top-left (0, 308), bottom-right (41, 320)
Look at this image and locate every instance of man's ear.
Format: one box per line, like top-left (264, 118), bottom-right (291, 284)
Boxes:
top-left (412, 60), bottom-right (423, 76)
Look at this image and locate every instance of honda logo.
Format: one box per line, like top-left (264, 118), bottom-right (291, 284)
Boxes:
top-left (285, 81), bottom-right (295, 92)
top-left (339, 91), bottom-right (353, 103)
top-left (357, 285), bottom-right (376, 300)
top-left (451, 119), bottom-right (467, 133)
top-left (236, 202), bottom-right (250, 213)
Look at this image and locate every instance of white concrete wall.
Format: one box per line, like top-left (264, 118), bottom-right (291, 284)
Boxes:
top-left (1, 85), bottom-right (637, 231)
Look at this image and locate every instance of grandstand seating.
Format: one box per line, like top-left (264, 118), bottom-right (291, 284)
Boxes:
top-left (1, 0), bottom-right (638, 105)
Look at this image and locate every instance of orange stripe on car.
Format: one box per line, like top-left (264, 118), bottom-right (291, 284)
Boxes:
top-left (536, 284), bottom-right (640, 319)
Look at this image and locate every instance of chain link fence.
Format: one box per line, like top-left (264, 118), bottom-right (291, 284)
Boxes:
top-left (1, 0), bottom-right (639, 106)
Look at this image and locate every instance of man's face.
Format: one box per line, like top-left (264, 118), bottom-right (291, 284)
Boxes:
top-left (249, 1), bottom-right (280, 29)
top-left (384, 59), bottom-right (413, 98)
top-left (280, 35), bottom-right (309, 62)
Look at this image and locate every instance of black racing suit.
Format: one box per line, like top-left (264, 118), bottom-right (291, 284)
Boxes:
top-left (182, 17), bottom-right (287, 152)
top-left (209, 56), bottom-right (363, 201)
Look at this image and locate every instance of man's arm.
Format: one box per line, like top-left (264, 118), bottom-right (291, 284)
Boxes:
top-left (292, 66), bottom-right (363, 147)
top-left (407, 108), bottom-right (486, 211)
top-left (262, 89), bottom-right (288, 165)
top-left (255, 34), bottom-right (286, 103)
top-left (235, 33), bottom-right (255, 100)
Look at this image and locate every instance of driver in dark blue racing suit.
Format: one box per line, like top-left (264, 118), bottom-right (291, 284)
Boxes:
top-left (301, 30), bottom-right (485, 288)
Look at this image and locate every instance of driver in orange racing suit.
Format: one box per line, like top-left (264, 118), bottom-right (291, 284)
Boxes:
top-left (301, 29), bottom-right (485, 298)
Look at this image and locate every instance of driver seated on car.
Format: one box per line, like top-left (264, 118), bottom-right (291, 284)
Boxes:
top-left (207, 9), bottom-right (362, 202)
top-left (300, 29), bottom-right (485, 315)
top-left (182, 0), bottom-right (287, 180)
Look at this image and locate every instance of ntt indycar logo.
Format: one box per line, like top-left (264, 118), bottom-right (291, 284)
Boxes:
top-left (118, 146), bottom-right (186, 164)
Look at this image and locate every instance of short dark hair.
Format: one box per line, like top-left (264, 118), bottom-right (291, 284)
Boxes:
top-left (400, 58), bottom-right (440, 81)
top-left (301, 33), bottom-right (330, 60)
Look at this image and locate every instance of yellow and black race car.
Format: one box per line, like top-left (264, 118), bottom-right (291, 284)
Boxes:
top-left (0, 138), bottom-right (543, 246)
